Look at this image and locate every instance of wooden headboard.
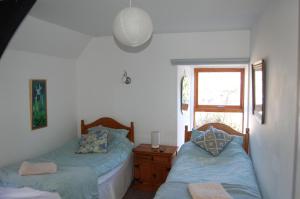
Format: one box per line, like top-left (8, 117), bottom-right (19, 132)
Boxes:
top-left (185, 123), bottom-right (249, 154)
top-left (81, 117), bottom-right (134, 143)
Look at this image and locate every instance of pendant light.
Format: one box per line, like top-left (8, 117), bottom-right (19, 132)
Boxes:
top-left (113, 0), bottom-right (153, 47)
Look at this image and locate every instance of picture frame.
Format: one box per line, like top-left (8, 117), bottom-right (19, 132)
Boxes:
top-left (29, 79), bottom-right (48, 130)
top-left (252, 60), bottom-right (266, 124)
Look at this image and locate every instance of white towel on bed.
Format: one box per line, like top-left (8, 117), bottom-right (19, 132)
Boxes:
top-left (188, 183), bottom-right (233, 199)
top-left (18, 161), bottom-right (57, 176)
top-left (0, 187), bottom-right (61, 199)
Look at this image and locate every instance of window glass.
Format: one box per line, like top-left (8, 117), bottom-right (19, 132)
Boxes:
top-left (194, 68), bottom-right (245, 132)
top-left (198, 72), bottom-right (241, 106)
top-left (254, 70), bottom-right (263, 105)
top-left (195, 112), bottom-right (243, 132)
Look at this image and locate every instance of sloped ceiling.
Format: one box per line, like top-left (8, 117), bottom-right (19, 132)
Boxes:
top-left (7, 16), bottom-right (91, 59)
top-left (29, 0), bottom-right (270, 36)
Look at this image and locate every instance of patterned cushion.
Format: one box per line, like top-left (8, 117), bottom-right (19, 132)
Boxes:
top-left (192, 126), bottom-right (233, 156)
top-left (88, 126), bottom-right (128, 141)
top-left (76, 131), bottom-right (108, 154)
top-left (88, 126), bottom-right (113, 143)
top-left (101, 126), bottom-right (128, 138)
top-left (191, 129), bottom-right (205, 140)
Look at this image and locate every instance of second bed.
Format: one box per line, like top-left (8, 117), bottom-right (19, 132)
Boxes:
top-left (0, 117), bottom-right (134, 199)
top-left (154, 123), bottom-right (262, 199)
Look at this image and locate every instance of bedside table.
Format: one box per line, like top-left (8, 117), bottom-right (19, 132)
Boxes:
top-left (133, 144), bottom-right (177, 191)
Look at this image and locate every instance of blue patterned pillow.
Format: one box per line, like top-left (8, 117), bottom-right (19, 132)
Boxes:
top-left (89, 126), bottom-right (128, 141)
top-left (191, 129), bottom-right (205, 140)
top-left (102, 126), bottom-right (128, 138)
top-left (76, 131), bottom-right (108, 154)
top-left (192, 126), bottom-right (233, 156)
top-left (88, 126), bottom-right (113, 143)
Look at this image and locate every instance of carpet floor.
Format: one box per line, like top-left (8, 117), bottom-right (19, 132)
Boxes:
top-left (123, 187), bottom-right (156, 199)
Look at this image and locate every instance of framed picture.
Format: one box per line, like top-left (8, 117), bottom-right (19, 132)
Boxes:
top-left (252, 60), bottom-right (266, 124)
top-left (30, 79), bottom-right (47, 130)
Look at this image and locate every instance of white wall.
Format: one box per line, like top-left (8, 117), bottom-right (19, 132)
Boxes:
top-left (76, 31), bottom-right (250, 146)
top-left (0, 15), bottom-right (79, 167)
top-left (296, 87), bottom-right (300, 199)
top-left (177, 66), bottom-right (193, 147)
top-left (0, 50), bottom-right (77, 167)
top-left (8, 15), bottom-right (91, 59)
top-left (295, 3), bottom-right (300, 197)
top-left (249, 0), bottom-right (299, 199)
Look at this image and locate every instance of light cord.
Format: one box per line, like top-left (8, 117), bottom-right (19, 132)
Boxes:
top-left (130, 0), bottom-right (132, 8)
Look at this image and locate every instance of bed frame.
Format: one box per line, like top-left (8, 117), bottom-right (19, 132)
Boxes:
top-left (184, 123), bottom-right (249, 154)
top-left (81, 117), bottom-right (134, 143)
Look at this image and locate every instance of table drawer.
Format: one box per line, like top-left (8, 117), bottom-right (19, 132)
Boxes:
top-left (134, 154), bottom-right (152, 162)
top-left (153, 156), bottom-right (169, 164)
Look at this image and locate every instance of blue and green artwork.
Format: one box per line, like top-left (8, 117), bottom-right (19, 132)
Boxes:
top-left (30, 79), bottom-right (47, 130)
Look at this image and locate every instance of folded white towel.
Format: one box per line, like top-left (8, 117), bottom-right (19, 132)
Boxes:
top-left (19, 161), bottom-right (57, 176)
top-left (188, 183), bottom-right (233, 199)
top-left (0, 187), bottom-right (61, 199)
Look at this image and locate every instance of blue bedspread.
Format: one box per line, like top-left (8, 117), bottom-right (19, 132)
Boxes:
top-left (0, 166), bottom-right (98, 199)
top-left (0, 136), bottom-right (133, 199)
top-left (36, 135), bottom-right (133, 177)
top-left (154, 138), bottom-right (262, 199)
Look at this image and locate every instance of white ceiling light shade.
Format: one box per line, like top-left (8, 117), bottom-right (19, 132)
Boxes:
top-left (113, 5), bottom-right (153, 47)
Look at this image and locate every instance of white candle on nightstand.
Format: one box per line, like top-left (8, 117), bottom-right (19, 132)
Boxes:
top-left (151, 131), bottom-right (160, 149)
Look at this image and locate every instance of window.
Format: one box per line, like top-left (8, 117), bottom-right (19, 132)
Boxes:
top-left (194, 68), bottom-right (245, 132)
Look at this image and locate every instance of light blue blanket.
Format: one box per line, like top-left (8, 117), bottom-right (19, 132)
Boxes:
top-left (0, 136), bottom-right (133, 199)
top-left (35, 135), bottom-right (133, 177)
top-left (0, 166), bottom-right (98, 199)
top-left (155, 138), bottom-right (262, 199)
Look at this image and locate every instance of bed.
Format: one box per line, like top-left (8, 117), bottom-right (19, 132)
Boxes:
top-left (154, 123), bottom-right (262, 199)
top-left (0, 117), bottom-right (134, 199)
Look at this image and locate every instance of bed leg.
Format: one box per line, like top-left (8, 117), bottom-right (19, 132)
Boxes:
top-left (130, 122), bottom-right (134, 142)
top-left (81, 120), bottom-right (85, 134)
top-left (244, 128), bottom-right (250, 154)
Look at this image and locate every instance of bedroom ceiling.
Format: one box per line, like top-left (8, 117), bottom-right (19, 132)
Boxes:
top-left (29, 0), bottom-right (270, 37)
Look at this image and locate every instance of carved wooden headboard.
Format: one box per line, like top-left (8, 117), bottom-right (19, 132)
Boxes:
top-left (81, 117), bottom-right (134, 143)
top-left (185, 123), bottom-right (249, 154)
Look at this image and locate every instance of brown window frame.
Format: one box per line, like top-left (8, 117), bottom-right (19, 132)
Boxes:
top-left (194, 68), bottom-right (245, 128)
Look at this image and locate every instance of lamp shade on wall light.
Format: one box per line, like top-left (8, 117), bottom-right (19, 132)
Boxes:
top-left (113, 7), bottom-right (153, 47)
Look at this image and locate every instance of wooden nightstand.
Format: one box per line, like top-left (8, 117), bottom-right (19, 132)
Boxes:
top-left (133, 144), bottom-right (177, 191)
